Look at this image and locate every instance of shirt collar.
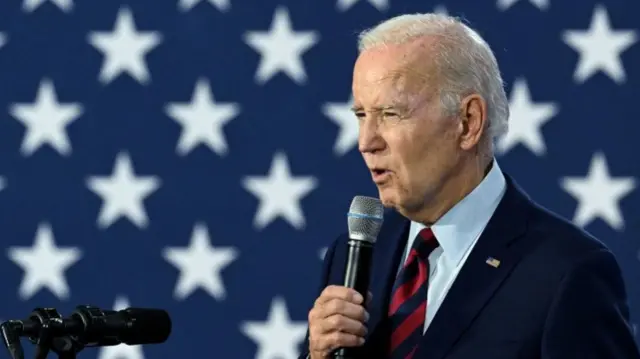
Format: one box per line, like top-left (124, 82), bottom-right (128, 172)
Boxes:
top-left (408, 159), bottom-right (507, 267)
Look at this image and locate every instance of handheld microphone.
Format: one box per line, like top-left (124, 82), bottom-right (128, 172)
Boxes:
top-left (333, 196), bottom-right (384, 359)
top-left (1, 305), bottom-right (171, 359)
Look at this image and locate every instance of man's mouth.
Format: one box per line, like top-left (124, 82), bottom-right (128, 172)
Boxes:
top-left (371, 168), bottom-right (390, 182)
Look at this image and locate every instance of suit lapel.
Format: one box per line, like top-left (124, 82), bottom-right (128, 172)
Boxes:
top-left (364, 208), bottom-right (409, 342)
top-left (413, 177), bottom-right (531, 359)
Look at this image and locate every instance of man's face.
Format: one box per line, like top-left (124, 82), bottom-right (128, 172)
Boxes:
top-left (352, 40), bottom-right (465, 215)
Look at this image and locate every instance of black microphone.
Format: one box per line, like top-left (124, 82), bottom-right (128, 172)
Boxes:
top-left (333, 196), bottom-right (384, 359)
top-left (1, 305), bottom-right (171, 359)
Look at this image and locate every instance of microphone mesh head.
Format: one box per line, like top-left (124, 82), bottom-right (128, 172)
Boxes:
top-left (347, 196), bottom-right (384, 243)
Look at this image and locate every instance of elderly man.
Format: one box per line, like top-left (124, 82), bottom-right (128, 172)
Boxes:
top-left (299, 12), bottom-right (640, 359)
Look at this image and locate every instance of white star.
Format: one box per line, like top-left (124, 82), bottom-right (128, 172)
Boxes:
top-left (163, 223), bottom-right (238, 301)
top-left (7, 223), bottom-right (82, 300)
top-left (165, 78), bottom-right (240, 156)
top-left (86, 152), bottom-right (161, 229)
top-left (88, 7), bottom-right (162, 85)
top-left (242, 152), bottom-right (318, 230)
top-left (336, 0), bottom-right (388, 12)
top-left (178, 0), bottom-right (229, 12)
top-left (0, 33), bottom-right (7, 49)
top-left (243, 6), bottom-right (319, 85)
top-left (561, 152), bottom-right (636, 231)
top-left (9, 79), bottom-right (83, 157)
top-left (0, 177), bottom-right (6, 192)
top-left (323, 96), bottom-right (358, 156)
top-left (562, 5), bottom-right (637, 84)
top-left (97, 296), bottom-right (145, 359)
top-left (240, 297), bottom-right (307, 359)
top-left (497, 0), bottom-right (548, 11)
top-left (496, 78), bottom-right (559, 156)
top-left (22, 0), bottom-right (73, 12)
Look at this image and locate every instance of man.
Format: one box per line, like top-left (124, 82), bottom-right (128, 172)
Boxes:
top-left (299, 12), bottom-right (640, 359)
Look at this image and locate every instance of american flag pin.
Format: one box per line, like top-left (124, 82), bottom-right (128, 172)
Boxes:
top-left (486, 257), bottom-right (501, 268)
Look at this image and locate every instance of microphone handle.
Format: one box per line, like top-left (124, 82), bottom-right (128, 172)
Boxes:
top-left (333, 238), bottom-right (374, 359)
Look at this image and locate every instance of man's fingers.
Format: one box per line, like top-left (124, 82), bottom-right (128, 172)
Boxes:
top-left (317, 314), bottom-right (368, 336)
top-left (311, 331), bottom-right (365, 354)
top-left (314, 285), bottom-right (364, 305)
top-left (308, 286), bottom-right (370, 357)
top-left (317, 298), bottom-right (368, 322)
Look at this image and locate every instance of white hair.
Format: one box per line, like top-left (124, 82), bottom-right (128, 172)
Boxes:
top-left (357, 13), bottom-right (509, 143)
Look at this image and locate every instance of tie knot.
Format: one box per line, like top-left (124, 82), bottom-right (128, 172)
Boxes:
top-left (418, 227), bottom-right (435, 241)
top-left (413, 228), bottom-right (439, 259)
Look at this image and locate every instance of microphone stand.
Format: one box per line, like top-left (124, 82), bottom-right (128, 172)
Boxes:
top-left (1, 308), bottom-right (86, 359)
top-left (30, 321), bottom-right (84, 359)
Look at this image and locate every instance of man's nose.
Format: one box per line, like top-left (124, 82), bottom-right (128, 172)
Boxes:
top-left (358, 119), bottom-right (385, 154)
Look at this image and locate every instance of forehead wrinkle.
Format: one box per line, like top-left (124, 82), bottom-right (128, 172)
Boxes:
top-left (353, 40), bottom-right (441, 112)
top-left (373, 68), bottom-right (434, 112)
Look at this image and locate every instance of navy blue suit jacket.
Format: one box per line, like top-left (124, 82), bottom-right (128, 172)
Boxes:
top-left (300, 176), bottom-right (640, 359)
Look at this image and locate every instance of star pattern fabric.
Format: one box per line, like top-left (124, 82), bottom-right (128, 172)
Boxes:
top-left (0, 2), bottom-right (638, 359)
top-left (496, 78), bottom-right (559, 156)
top-left (243, 6), bottom-right (319, 85)
top-left (322, 96), bottom-right (357, 156)
top-left (336, 0), bottom-right (389, 12)
top-left (22, 0), bottom-right (73, 12)
top-left (163, 223), bottom-right (239, 301)
top-left (497, 0), bottom-right (548, 11)
top-left (165, 78), bottom-right (241, 156)
top-left (562, 5), bottom-right (638, 84)
top-left (0, 33), bottom-right (6, 49)
top-left (7, 223), bottom-right (82, 300)
top-left (178, 0), bottom-right (230, 12)
top-left (9, 79), bottom-right (84, 156)
top-left (242, 152), bottom-right (318, 230)
top-left (240, 297), bottom-right (308, 359)
top-left (86, 152), bottom-right (161, 229)
top-left (88, 7), bottom-right (162, 85)
top-left (561, 152), bottom-right (636, 231)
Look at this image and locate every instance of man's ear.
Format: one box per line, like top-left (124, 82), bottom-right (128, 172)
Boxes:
top-left (458, 93), bottom-right (487, 150)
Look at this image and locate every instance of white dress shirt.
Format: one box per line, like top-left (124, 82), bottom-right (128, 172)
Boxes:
top-left (397, 159), bottom-right (507, 333)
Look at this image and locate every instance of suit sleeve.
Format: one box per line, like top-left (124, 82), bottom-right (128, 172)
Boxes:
top-left (541, 248), bottom-right (640, 358)
top-left (297, 239), bottom-right (339, 359)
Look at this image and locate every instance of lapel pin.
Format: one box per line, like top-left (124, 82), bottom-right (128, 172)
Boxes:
top-left (485, 257), bottom-right (501, 268)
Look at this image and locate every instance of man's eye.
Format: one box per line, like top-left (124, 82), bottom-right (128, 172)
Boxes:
top-left (383, 112), bottom-right (398, 117)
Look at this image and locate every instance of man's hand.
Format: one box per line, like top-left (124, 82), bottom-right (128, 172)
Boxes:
top-left (307, 285), bottom-right (371, 359)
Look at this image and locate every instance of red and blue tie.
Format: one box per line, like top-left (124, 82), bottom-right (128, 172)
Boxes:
top-left (387, 228), bottom-right (439, 359)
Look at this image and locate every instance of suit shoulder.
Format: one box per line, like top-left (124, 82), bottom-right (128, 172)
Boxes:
top-left (525, 199), bottom-right (615, 265)
top-left (322, 232), bottom-right (349, 265)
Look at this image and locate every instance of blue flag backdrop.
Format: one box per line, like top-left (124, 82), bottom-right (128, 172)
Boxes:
top-left (0, 0), bottom-right (638, 358)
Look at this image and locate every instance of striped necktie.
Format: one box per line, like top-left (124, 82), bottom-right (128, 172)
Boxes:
top-left (387, 227), bottom-right (439, 359)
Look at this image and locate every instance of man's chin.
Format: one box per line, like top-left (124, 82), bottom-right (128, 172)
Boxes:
top-left (377, 188), bottom-right (399, 208)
